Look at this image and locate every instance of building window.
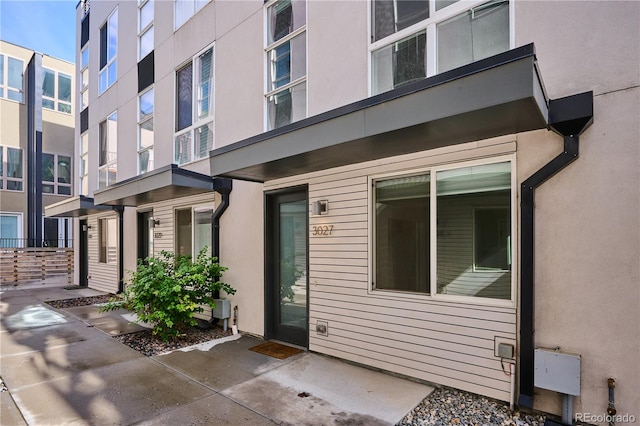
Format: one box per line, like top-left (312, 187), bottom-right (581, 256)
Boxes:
top-left (99, 112), bottom-right (117, 188)
top-left (81, 46), bottom-right (89, 109)
top-left (0, 213), bottom-right (23, 247)
top-left (79, 133), bottom-right (89, 195)
top-left (375, 173), bottom-right (430, 293)
top-left (373, 159), bottom-right (512, 301)
top-left (174, 0), bottom-right (210, 30)
top-left (265, 0), bottom-right (306, 130)
top-left (371, 0), bottom-right (509, 95)
top-left (99, 8), bottom-right (118, 94)
top-left (0, 146), bottom-right (23, 191)
top-left (0, 54), bottom-right (24, 102)
top-left (99, 217), bottom-right (117, 263)
top-left (174, 46), bottom-right (213, 165)
top-left (42, 68), bottom-right (72, 114)
top-left (139, 0), bottom-right (154, 60)
top-left (42, 153), bottom-right (72, 195)
top-left (175, 206), bottom-right (212, 257)
top-left (138, 87), bottom-right (154, 173)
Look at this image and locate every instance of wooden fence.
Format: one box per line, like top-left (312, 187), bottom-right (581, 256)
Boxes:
top-left (0, 248), bottom-right (74, 286)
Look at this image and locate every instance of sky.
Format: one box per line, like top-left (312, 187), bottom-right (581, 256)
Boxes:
top-left (0, 0), bottom-right (77, 63)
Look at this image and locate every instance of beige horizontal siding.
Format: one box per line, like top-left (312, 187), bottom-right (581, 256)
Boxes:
top-left (86, 213), bottom-right (119, 293)
top-left (265, 137), bottom-right (517, 401)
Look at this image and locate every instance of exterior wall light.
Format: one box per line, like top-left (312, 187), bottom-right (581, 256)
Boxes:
top-left (312, 200), bottom-right (329, 216)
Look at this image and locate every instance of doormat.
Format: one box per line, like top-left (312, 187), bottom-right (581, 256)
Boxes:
top-left (64, 285), bottom-right (84, 290)
top-left (249, 341), bottom-right (303, 359)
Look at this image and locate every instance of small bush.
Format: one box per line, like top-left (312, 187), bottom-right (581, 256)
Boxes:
top-left (100, 247), bottom-right (235, 341)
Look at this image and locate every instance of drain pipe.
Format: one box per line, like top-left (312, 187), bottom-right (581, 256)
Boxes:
top-left (114, 206), bottom-right (125, 294)
top-left (607, 378), bottom-right (616, 426)
top-left (212, 177), bottom-right (233, 266)
top-left (211, 177), bottom-right (233, 302)
top-left (518, 92), bottom-right (593, 407)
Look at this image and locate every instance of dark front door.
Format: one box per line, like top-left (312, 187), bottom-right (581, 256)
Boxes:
top-left (79, 219), bottom-right (89, 287)
top-left (137, 211), bottom-right (153, 262)
top-left (266, 188), bottom-right (308, 348)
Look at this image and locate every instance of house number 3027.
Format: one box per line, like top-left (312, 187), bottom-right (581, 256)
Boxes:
top-left (311, 225), bottom-right (334, 236)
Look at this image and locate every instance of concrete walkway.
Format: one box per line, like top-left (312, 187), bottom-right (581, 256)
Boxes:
top-left (0, 284), bottom-right (433, 425)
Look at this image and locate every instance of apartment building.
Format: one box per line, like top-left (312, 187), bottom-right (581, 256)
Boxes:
top-left (46, 0), bottom-right (638, 422)
top-left (0, 41), bottom-right (75, 248)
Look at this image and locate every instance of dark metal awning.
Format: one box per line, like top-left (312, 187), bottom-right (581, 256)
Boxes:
top-left (93, 164), bottom-right (216, 207)
top-left (210, 43), bottom-right (549, 183)
top-left (44, 195), bottom-right (114, 218)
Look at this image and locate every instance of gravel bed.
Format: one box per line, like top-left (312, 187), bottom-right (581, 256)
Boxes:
top-left (45, 294), bottom-right (118, 309)
top-left (115, 326), bottom-right (232, 356)
top-left (397, 387), bottom-right (546, 426)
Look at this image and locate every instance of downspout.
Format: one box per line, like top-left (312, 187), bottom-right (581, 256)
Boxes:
top-left (518, 91), bottom-right (594, 407)
top-left (211, 177), bottom-right (233, 299)
top-left (114, 206), bottom-right (125, 293)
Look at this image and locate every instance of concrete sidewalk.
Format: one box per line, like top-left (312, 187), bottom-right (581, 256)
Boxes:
top-left (0, 284), bottom-right (433, 425)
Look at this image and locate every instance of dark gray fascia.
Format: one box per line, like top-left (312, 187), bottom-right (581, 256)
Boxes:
top-left (44, 195), bottom-right (114, 218)
top-left (93, 164), bottom-right (215, 207)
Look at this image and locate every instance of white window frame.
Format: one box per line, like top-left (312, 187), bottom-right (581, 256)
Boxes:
top-left (173, 44), bottom-right (214, 165)
top-left (79, 132), bottom-right (89, 196)
top-left (174, 204), bottom-right (213, 257)
top-left (174, 0), bottom-right (210, 30)
top-left (138, 0), bottom-right (154, 60)
top-left (42, 68), bottom-right (72, 114)
top-left (264, 0), bottom-right (308, 131)
top-left (368, 154), bottom-right (517, 307)
top-left (0, 212), bottom-right (23, 247)
top-left (42, 152), bottom-right (73, 196)
top-left (138, 86), bottom-right (154, 174)
top-left (80, 45), bottom-right (89, 110)
top-left (99, 7), bottom-right (118, 95)
top-left (98, 216), bottom-right (117, 264)
top-left (0, 54), bottom-right (24, 102)
top-left (98, 111), bottom-right (118, 188)
top-left (0, 145), bottom-right (24, 192)
top-left (368, 0), bottom-right (514, 95)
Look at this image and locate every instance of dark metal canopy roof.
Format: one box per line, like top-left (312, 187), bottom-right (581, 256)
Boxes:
top-left (44, 195), bottom-right (114, 218)
top-left (93, 164), bottom-right (216, 207)
top-left (210, 44), bottom-right (549, 183)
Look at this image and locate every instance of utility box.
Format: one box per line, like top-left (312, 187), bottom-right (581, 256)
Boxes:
top-left (212, 299), bottom-right (231, 319)
top-left (534, 348), bottom-right (581, 396)
top-left (212, 299), bottom-right (231, 332)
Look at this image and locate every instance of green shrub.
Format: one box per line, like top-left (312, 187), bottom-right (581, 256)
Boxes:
top-left (100, 247), bottom-right (235, 341)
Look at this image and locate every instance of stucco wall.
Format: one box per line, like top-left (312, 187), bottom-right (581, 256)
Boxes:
top-left (515, 1), bottom-right (640, 420)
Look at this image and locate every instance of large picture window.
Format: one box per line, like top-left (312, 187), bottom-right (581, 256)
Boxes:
top-left (42, 153), bottom-right (72, 195)
top-left (0, 54), bottom-right (24, 102)
top-left (79, 133), bottom-right (88, 195)
top-left (80, 46), bottom-right (89, 109)
top-left (373, 160), bottom-right (512, 301)
top-left (99, 112), bottom-right (117, 188)
top-left (265, 0), bottom-right (307, 130)
top-left (99, 8), bottom-right (118, 94)
top-left (138, 88), bottom-right (154, 173)
top-left (371, 0), bottom-right (509, 95)
top-left (174, 47), bottom-right (213, 165)
top-left (0, 213), bottom-right (22, 247)
top-left (0, 146), bottom-right (23, 191)
top-left (99, 217), bottom-right (117, 263)
top-left (175, 206), bottom-right (212, 257)
top-left (42, 68), bottom-right (72, 113)
top-left (139, 0), bottom-right (154, 60)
